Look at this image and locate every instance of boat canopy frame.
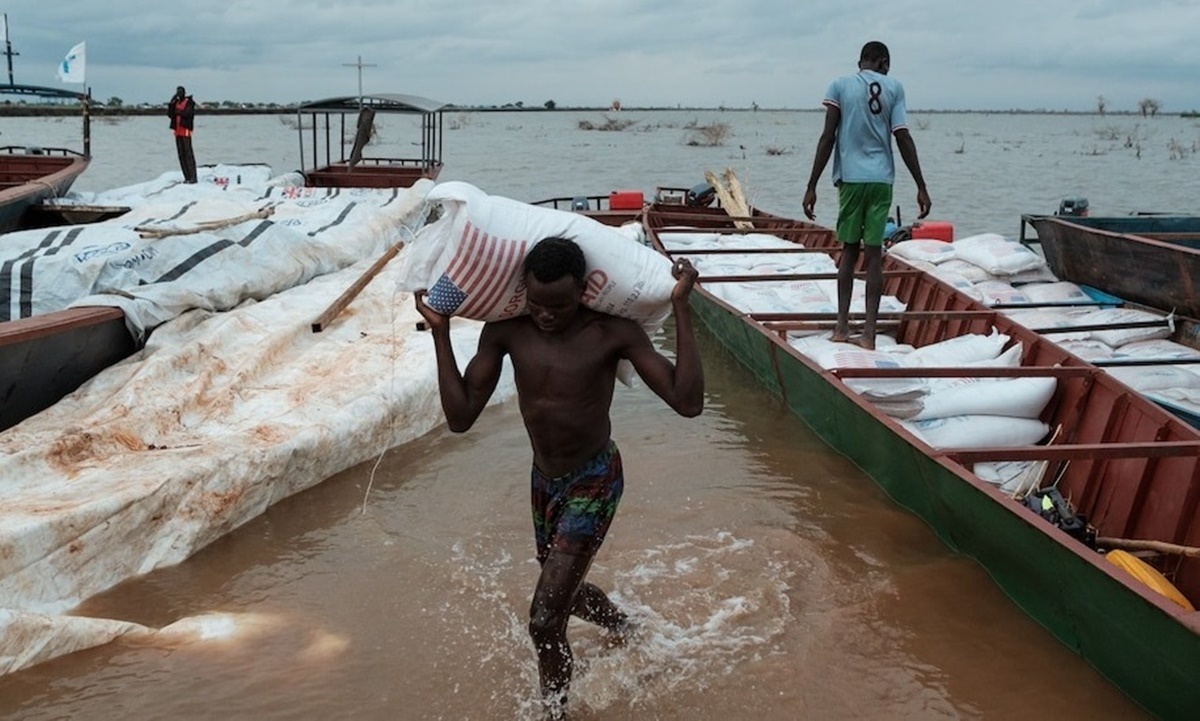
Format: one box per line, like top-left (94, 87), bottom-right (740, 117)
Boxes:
top-left (294, 93), bottom-right (446, 177)
top-left (0, 82), bottom-right (92, 157)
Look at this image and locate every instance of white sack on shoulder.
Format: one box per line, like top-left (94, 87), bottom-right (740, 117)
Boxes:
top-left (397, 181), bottom-right (674, 328)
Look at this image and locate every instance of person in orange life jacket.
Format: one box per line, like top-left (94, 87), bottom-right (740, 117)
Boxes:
top-left (168, 86), bottom-right (198, 184)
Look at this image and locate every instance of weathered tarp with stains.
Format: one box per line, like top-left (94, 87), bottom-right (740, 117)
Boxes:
top-left (0, 169), bottom-right (518, 675)
top-left (0, 247), bottom-right (516, 675)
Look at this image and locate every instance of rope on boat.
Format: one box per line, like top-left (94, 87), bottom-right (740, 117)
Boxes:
top-left (135, 206), bottom-right (275, 238)
top-left (357, 216), bottom-right (428, 514)
top-left (28, 177), bottom-right (62, 199)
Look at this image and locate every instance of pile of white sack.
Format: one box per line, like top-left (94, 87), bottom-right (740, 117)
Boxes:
top-left (888, 233), bottom-right (1200, 419)
top-left (789, 329), bottom-right (1057, 495)
top-left (656, 229), bottom-right (907, 317)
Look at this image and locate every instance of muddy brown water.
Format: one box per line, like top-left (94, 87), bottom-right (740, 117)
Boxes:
top-left (0, 326), bottom-right (1146, 720)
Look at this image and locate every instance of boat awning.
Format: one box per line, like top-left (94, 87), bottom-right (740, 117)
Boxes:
top-left (296, 93), bottom-right (449, 114)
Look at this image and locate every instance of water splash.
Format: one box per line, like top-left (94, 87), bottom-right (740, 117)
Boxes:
top-left (573, 531), bottom-right (795, 713)
top-left (445, 530), bottom-right (798, 719)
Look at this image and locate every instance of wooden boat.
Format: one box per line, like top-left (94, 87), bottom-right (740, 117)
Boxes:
top-left (1020, 213), bottom-right (1200, 318)
top-left (1019, 213), bottom-right (1200, 427)
top-left (0, 84), bottom-right (113, 431)
top-left (0, 306), bottom-right (136, 430)
top-left (0, 93), bottom-right (446, 432)
top-left (533, 186), bottom-right (1199, 718)
top-left (0, 83), bottom-right (91, 233)
top-left (21, 201), bottom-right (130, 229)
top-left (295, 93), bottom-right (446, 188)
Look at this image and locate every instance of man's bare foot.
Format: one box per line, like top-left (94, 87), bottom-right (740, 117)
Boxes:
top-left (602, 618), bottom-right (640, 649)
top-left (854, 336), bottom-right (876, 350)
top-left (830, 330), bottom-right (852, 344)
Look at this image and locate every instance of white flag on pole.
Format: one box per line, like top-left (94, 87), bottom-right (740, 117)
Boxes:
top-left (56, 41), bottom-right (86, 84)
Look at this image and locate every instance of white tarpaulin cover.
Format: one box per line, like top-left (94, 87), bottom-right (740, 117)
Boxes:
top-left (0, 170), bottom-right (517, 675)
top-left (2, 165), bottom-right (434, 337)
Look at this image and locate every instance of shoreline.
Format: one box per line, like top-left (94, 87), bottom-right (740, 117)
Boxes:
top-left (0, 105), bottom-right (1185, 118)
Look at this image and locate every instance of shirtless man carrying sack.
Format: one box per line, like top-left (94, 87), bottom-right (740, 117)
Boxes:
top-left (415, 236), bottom-right (704, 717)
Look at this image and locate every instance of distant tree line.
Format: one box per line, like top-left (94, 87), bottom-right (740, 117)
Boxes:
top-left (1096, 95), bottom-right (1163, 117)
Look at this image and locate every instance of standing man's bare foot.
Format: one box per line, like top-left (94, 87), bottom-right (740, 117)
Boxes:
top-left (854, 336), bottom-right (876, 350)
top-left (830, 328), bottom-right (852, 343)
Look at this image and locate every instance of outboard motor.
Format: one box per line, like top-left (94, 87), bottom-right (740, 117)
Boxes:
top-left (685, 182), bottom-right (716, 207)
top-left (571, 196), bottom-right (590, 211)
top-left (1057, 197), bottom-right (1089, 217)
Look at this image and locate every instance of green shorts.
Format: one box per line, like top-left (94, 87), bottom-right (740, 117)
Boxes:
top-left (836, 182), bottom-right (893, 247)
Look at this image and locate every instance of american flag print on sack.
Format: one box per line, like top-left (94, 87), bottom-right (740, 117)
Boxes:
top-left (423, 221), bottom-right (529, 317)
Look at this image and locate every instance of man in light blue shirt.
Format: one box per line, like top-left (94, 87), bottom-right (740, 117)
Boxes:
top-left (804, 41), bottom-right (931, 349)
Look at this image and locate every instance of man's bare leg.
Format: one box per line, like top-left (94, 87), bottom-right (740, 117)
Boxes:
top-left (858, 245), bottom-right (883, 350)
top-left (832, 243), bottom-right (860, 343)
top-left (572, 581), bottom-right (635, 647)
top-left (571, 582), bottom-right (627, 629)
top-left (529, 550), bottom-right (594, 717)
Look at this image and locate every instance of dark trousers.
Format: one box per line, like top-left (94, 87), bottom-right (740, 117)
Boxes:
top-left (175, 135), bottom-right (197, 183)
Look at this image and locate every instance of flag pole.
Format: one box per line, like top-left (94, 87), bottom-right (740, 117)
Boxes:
top-left (83, 85), bottom-right (91, 156)
top-left (84, 41), bottom-right (90, 156)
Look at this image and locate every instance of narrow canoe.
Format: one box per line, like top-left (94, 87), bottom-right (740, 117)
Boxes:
top-left (631, 200), bottom-right (1200, 720)
top-left (1021, 213), bottom-right (1200, 319)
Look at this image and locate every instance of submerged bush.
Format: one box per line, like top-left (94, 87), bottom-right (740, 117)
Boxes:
top-left (684, 122), bottom-right (731, 147)
top-left (578, 115), bottom-right (638, 131)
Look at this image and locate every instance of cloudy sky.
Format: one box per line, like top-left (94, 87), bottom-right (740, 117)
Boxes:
top-left (5, 0), bottom-right (1199, 112)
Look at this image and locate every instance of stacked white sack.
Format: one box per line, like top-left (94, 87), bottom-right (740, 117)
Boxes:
top-left (794, 330), bottom-right (1053, 454)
